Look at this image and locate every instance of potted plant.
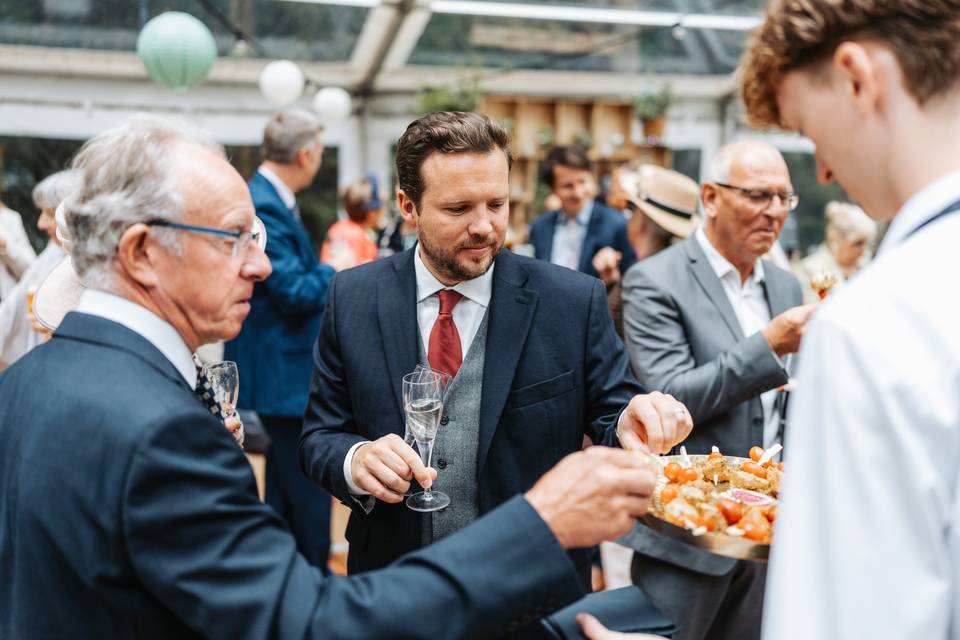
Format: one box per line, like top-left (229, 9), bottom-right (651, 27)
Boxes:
top-left (634, 84), bottom-right (672, 140)
top-left (418, 75), bottom-right (484, 114)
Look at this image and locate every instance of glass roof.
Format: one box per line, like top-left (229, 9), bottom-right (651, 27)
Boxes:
top-left (0, 0), bottom-right (367, 62)
top-left (409, 14), bottom-right (744, 75)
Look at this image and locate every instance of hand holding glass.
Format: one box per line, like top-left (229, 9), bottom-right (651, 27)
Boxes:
top-left (403, 370), bottom-right (450, 512)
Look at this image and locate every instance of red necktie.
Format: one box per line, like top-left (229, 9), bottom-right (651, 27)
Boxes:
top-left (428, 289), bottom-right (463, 378)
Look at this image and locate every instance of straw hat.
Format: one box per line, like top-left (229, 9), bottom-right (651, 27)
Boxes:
top-left (33, 206), bottom-right (268, 332)
top-left (617, 164), bottom-right (700, 239)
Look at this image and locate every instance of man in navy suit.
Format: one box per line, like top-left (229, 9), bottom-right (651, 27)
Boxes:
top-left (299, 112), bottom-right (692, 591)
top-left (529, 145), bottom-right (636, 278)
top-left (0, 115), bottom-right (664, 639)
top-left (225, 109), bottom-right (335, 569)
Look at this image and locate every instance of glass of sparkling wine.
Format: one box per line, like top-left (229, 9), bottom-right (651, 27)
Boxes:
top-left (403, 370), bottom-right (450, 512)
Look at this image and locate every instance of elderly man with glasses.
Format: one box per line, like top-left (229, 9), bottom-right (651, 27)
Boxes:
top-left (615, 140), bottom-right (814, 640)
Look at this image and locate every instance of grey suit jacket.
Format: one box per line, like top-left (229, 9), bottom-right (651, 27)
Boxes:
top-left (619, 235), bottom-right (801, 574)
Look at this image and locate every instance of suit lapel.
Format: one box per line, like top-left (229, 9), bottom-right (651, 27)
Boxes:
top-left (760, 262), bottom-right (791, 317)
top-left (377, 249), bottom-right (420, 419)
top-left (684, 238), bottom-right (743, 340)
top-left (536, 211), bottom-right (559, 262)
top-left (578, 202), bottom-right (603, 273)
top-left (477, 252), bottom-right (538, 473)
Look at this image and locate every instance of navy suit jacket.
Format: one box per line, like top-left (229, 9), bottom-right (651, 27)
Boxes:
top-left (299, 248), bottom-right (643, 581)
top-left (0, 312), bottom-right (585, 639)
top-left (529, 201), bottom-right (637, 278)
top-left (224, 171), bottom-right (335, 417)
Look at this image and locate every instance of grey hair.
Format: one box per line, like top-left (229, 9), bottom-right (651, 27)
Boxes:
top-left (261, 109), bottom-right (322, 164)
top-left (32, 170), bottom-right (82, 210)
top-left (63, 114), bottom-right (224, 290)
top-left (704, 146), bottom-right (734, 184)
top-left (825, 201), bottom-right (877, 241)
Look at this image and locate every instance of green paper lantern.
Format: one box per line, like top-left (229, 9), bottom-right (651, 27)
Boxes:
top-left (136, 12), bottom-right (217, 92)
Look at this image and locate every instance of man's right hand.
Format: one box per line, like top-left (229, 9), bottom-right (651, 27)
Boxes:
top-left (592, 247), bottom-right (623, 286)
top-left (762, 303), bottom-right (817, 356)
top-left (524, 446), bottom-right (656, 549)
top-left (351, 434), bottom-right (436, 503)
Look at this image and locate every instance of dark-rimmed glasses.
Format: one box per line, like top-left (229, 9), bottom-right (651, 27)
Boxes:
top-left (147, 219), bottom-right (262, 258)
top-left (714, 182), bottom-right (800, 212)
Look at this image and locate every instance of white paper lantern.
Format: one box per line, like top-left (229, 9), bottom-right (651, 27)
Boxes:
top-left (259, 60), bottom-right (305, 106)
top-left (312, 87), bottom-right (352, 125)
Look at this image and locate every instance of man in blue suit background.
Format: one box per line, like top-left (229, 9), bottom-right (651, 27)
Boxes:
top-left (529, 145), bottom-right (637, 278)
top-left (224, 109), bottom-right (336, 569)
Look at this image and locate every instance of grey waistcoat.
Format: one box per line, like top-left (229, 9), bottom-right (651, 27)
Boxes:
top-left (418, 310), bottom-right (488, 545)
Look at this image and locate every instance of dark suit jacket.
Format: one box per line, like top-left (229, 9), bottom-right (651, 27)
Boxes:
top-left (0, 313), bottom-right (585, 639)
top-left (224, 171), bottom-right (335, 418)
top-left (529, 201), bottom-right (636, 278)
top-left (620, 235), bottom-right (801, 575)
top-left (300, 248), bottom-right (642, 581)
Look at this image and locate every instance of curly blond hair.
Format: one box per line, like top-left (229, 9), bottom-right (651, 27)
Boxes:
top-left (740, 0), bottom-right (960, 128)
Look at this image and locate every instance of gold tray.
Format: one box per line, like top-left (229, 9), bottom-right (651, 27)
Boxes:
top-left (640, 454), bottom-right (774, 563)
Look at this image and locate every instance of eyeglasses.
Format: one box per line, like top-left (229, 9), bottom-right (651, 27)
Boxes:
top-left (147, 219), bottom-right (264, 259)
top-left (714, 182), bottom-right (800, 212)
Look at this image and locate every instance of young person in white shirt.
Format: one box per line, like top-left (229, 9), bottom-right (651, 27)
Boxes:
top-left (739, 1), bottom-right (960, 639)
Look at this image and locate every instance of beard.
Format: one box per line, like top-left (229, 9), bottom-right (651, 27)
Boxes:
top-left (417, 230), bottom-right (503, 283)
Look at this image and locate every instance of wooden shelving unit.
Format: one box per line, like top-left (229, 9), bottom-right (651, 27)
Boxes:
top-left (480, 96), bottom-right (671, 231)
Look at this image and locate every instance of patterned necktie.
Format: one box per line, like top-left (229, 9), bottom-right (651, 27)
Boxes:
top-left (193, 357), bottom-right (222, 419)
top-left (428, 289), bottom-right (463, 379)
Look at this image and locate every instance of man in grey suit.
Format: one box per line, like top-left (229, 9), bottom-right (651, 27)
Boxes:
top-left (618, 140), bottom-right (815, 640)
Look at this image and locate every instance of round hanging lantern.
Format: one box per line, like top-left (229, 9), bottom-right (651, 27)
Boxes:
top-left (312, 86), bottom-right (352, 125)
top-left (259, 60), bottom-right (305, 106)
top-left (136, 12), bottom-right (217, 92)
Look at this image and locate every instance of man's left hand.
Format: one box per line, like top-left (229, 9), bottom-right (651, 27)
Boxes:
top-left (577, 614), bottom-right (667, 639)
top-left (617, 392), bottom-right (692, 455)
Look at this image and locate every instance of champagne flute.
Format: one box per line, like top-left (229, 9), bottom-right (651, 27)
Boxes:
top-left (403, 370), bottom-right (450, 512)
top-left (205, 361), bottom-right (243, 447)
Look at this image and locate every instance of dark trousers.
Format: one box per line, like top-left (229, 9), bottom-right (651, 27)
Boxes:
top-left (262, 415), bottom-right (331, 573)
top-left (631, 553), bottom-right (766, 640)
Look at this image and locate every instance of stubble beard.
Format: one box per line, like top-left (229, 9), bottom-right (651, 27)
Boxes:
top-left (418, 231), bottom-right (502, 283)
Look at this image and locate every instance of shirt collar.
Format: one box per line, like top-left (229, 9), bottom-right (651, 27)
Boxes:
top-left (557, 200), bottom-right (594, 227)
top-left (75, 289), bottom-right (197, 388)
top-left (696, 226), bottom-right (764, 286)
top-left (414, 246), bottom-right (494, 307)
top-left (879, 167), bottom-right (960, 255)
top-left (257, 166), bottom-right (297, 211)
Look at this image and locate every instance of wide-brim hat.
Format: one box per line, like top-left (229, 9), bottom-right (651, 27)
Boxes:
top-left (618, 164), bottom-right (700, 239)
top-left (33, 214), bottom-right (268, 332)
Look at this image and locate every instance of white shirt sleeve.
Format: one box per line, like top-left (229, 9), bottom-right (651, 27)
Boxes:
top-left (762, 310), bottom-right (956, 640)
top-left (343, 441), bottom-right (376, 514)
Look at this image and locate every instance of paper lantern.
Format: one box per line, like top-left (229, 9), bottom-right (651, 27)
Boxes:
top-left (312, 87), bottom-right (352, 125)
top-left (136, 12), bottom-right (217, 92)
top-left (259, 60), bottom-right (305, 106)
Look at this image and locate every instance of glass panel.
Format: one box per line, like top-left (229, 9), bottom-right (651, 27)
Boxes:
top-left (0, 0), bottom-right (366, 62)
top-left (409, 13), bottom-right (748, 74)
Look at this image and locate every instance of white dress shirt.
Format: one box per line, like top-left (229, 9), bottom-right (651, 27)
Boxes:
top-left (0, 206), bottom-right (37, 302)
top-left (343, 247), bottom-right (495, 497)
top-left (0, 243), bottom-right (63, 370)
top-left (762, 169), bottom-right (960, 640)
top-left (696, 227), bottom-right (781, 448)
top-left (75, 289), bottom-right (197, 389)
top-left (257, 166), bottom-right (297, 211)
top-left (550, 201), bottom-right (593, 271)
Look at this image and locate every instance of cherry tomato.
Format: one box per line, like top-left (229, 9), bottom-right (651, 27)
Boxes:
top-left (717, 499), bottom-right (743, 524)
top-left (697, 515), bottom-right (716, 532)
top-left (708, 451), bottom-right (723, 460)
top-left (742, 523), bottom-right (766, 541)
top-left (764, 506), bottom-right (777, 523)
top-left (679, 467), bottom-right (699, 484)
top-left (664, 462), bottom-right (682, 482)
top-left (741, 461), bottom-right (768, 479)
top-left (661, 486), bottom-right (678, 504)
top-left (748, 446), bottom-right (764, 462)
